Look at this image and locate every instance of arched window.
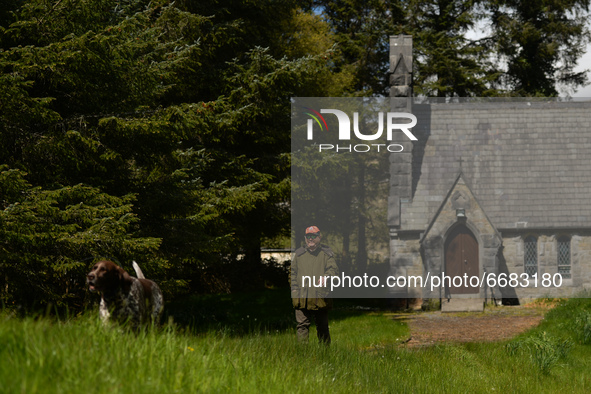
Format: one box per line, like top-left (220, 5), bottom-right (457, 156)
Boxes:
top-left (524, 236), bottom-right (538, 277)
top-left (557, 236), bottom-right (571, 279)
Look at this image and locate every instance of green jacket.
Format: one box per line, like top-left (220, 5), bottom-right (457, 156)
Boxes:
top-left (290, 245), bottom-right (339, 310)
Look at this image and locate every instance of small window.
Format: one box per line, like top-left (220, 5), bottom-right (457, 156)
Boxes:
top-left (524, 236), bottom-right (538, 277)
top-left (557, 236), bottom-right (571, 279)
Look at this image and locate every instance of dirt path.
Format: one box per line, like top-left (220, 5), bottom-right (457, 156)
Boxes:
top-left (391, 303), bottom-right (553, 348)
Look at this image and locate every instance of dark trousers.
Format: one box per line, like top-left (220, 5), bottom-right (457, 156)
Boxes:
top-left (295, 308), bottom-right (331, 344)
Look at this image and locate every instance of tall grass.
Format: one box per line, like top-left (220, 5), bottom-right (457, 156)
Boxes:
top-left (2, 292), bottom-right (591, 393)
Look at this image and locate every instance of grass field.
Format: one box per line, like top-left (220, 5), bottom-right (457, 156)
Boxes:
top-left (2, 290), bottom-right (591, 393)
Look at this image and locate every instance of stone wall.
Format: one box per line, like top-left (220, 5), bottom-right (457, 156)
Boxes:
top-left (389, 235), bottom-right (422, 300)
top-left (501, 232), bottom-right (591, 299)
top-left (390, 230), bottom-right (591, 304)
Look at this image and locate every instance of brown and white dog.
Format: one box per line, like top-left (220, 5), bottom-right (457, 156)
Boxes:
top-left (87, 260), bottom-right (164, 328)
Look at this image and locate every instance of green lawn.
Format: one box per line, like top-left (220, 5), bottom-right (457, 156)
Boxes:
top-left (1, 291), bottom-right (591, 393)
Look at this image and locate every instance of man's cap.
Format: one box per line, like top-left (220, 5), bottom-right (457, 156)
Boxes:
top-left (305, 226), bottom-right (320, 234)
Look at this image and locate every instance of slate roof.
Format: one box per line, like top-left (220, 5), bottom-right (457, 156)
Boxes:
top-left (400, 100), bottom-right (591, 231)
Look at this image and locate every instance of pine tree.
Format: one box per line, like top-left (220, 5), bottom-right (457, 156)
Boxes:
top-left (407, 0), bottom-right (501, 96)
top-left (488, 0), bottom-right (591, 96)
top-left (0, 166), bottom-right (162, 309)
top-left (313, 0), bottom-right (406, 95)
top-left (0, 0), bottom-right (334, 308)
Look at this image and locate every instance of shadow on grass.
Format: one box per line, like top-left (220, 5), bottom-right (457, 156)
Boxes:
top-left (164, 287), bottom-right (396, 336)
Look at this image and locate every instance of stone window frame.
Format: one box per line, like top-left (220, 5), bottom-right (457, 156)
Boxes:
top-left (523, 235), bottom-right (538, 277)
top-left (557, 235), bottom-right (571, 279)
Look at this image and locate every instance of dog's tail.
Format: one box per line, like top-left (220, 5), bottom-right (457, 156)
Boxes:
top-left (132, 260), bottom-right (146, 279)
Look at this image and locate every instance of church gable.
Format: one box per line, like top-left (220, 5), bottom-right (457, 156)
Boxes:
top-left (420, 173), bottom-right (502, 299)
top-left (422, 172), bottom-right (499, 245)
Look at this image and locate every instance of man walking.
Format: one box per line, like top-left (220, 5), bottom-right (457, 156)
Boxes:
top-left (290, 226), bottom-right (339, 344)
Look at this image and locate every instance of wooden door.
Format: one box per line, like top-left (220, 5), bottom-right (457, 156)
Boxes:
top-left (444, 225), bottom-right (479, 294)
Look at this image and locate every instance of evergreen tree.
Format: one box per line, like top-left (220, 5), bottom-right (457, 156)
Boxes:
top-left (488, 0), bottom-right (591, 96)
top-left (0, 166), bottom-right (162, 309)
top-left (313, 0), bottom-right (406, 96)
top-left (313, 0), bottom-right (590, 96)
top-left (407, 0), bottom-right (501, 96)
top-left (0, 0), bottom-right (334, 308)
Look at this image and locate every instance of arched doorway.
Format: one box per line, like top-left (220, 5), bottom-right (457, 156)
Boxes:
top-left (444, 225), bottom-right (479, 295)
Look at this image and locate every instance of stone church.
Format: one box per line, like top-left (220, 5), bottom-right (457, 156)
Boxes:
top-left (387, 36), bottom-right (591, 310)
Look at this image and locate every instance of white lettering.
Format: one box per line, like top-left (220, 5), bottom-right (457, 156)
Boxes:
top-left (353, 112), bottom-right (383, 140)
top-left (387, 113), bottom-right (417, 141)
top-left (387, 144), bottom-right (404, 152)
top-left (302, 276), bottom-right (312, 287)
top-left (317, 144), bottom-right (405, 153)
top-left (320, 109), bottom-right (351, 140)
top-left (316, 110), bottom-right (417, 141)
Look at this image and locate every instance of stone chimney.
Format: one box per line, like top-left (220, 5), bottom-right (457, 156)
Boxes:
top-left (388, 35), bottom-right (413, 230)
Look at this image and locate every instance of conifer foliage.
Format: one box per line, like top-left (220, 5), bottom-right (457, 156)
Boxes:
top-left (0, 0), bottom-right (328, 310)
top-left (312, 0), bottom-right (590, 97)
